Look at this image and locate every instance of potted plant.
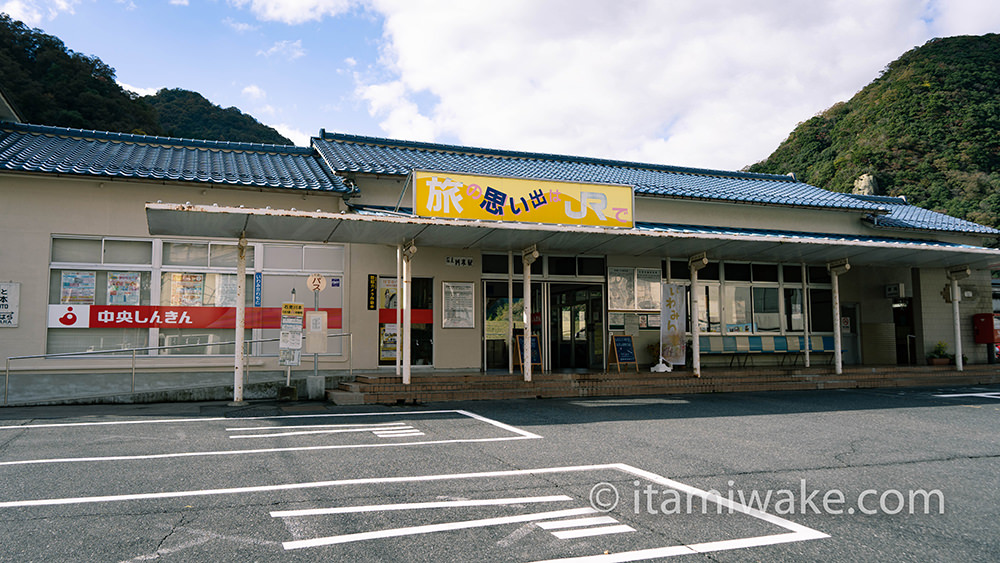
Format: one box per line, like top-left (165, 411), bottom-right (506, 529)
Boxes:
top-left (927, 341), bottom-right (951, 366)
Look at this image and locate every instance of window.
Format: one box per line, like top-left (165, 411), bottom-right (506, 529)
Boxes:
top-left (752, 287), bottom-right (780, 332)
top-left (784, 288), bottom-right (804, 331)
top-left (724, 286), bottom-right (752, 331)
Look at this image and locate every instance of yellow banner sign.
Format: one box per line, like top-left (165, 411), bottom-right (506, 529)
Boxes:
top-left (281, 302), bottom-right (304, 317)
top-left (413, 171), bottom-right (633, 228)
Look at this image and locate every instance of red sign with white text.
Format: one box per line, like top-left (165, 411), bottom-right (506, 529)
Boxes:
top-left (48, 305), bottom-right (342, 329)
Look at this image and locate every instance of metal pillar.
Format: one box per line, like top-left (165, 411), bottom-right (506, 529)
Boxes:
top-left (947, 266), bottom-right (970, 371)
top-left (801, 263), bottom-right (810, 368)
top-left (689, 253), bottom-right (707, 378)
top-left (522, 245), bottom-right (539, 382)
top-left (232, 235), bottom-right (247, 405)
top-left (827, 259), bottom-right (850, 376)
top-left (508, 251), bottom-right (514, 375)
top-left (402, 242), bottom-right (416, 385)
top-left (396, 245), bottom-right (402, 377)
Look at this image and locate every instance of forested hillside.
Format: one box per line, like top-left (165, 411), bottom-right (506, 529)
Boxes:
top-left (749, 34), bottom-right (1000, 227)
top-left (0, 13), bottom-right (292, 145)
top-left (144, 89), bottom-right (291, 145)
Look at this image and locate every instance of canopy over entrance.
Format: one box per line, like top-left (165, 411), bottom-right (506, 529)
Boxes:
top-left (146, 202), bottom-right (1000, 269)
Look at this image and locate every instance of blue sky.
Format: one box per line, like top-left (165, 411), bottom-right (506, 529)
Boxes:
top-left (3, 1), bottom-right (1000, 170)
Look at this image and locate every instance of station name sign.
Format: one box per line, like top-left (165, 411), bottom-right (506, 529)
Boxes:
top-left (413, 171), bottom-right (634, 228)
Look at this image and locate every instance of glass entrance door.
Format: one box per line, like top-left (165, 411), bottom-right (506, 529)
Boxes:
top-left (483, 281), bottom-right (543, 371)
top-left (549, 283), bottom-right (604, 372)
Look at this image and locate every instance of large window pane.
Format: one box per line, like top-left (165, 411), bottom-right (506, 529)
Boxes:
top-left (263, 244), bottom-right (302, 270)
top-left (209, 244), bottom-right (254, 268)
top-left (696, 284), bottom-right (720, 332)
top-left (724, 286), bottom-right (752, 332)
top-left (163, 243), bottom-right (208, 267)
top-left (752, 287), bottom-right (780, 332)
top-left (51, 238), bottom-right (101, 263)
top-left (784, 288), bottom-right (804, 331)
top-left (810, 288), bottom-right (834, 332)
top-left (104, 240), bottom-right (152, 264)
top-left (303, 245), bottom-right (343, 271)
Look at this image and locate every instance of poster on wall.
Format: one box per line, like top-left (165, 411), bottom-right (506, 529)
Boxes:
top-left (0, 282), bottom-right (19, 327)
top-left (379, 323), bottom-right (398, 361)
top-left (636, 268), bottom-right (662, 310)
top-left (60, 271), bottom-right (96, 304)
top-left (170, 273), bottom-right (204, 306)
top-left (379, 277), bottom-right (397, 309)
top-left (442, 281), bottom-right (475, 328)
top-left (107, 272), bottom-right (141, 306)
top-left (607, 267), bottom-right (634, 310)
top-left (660, 283), bottom-right (687, 364)
top-left (213, 274), bottom-right (240, 307)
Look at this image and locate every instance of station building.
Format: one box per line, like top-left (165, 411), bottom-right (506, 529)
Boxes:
top-left (2, 119), bottom-right (1000, 402)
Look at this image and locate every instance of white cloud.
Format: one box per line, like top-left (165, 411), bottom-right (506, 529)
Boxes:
top-left (228, 0), bottom-right (356, 25)
top-left (272, 123), bottom-right (311, 146)
top-left (118, 82), bottom-right (159, 97)
top-left (169, 0), bottom-right (189, 6)
top-left (257, 39), bottom-right (306, 60)
top-left (242, 84), bottom-right (267, 101)
top-left (348, 0), bottom-right (996, 170)
top-left (223, 17), bottom-right (257, 32)
top-left (1, 0), bottom-right (79, 25)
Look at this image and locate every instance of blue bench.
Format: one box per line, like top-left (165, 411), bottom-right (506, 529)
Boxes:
top-left (698, 335), bottom-right (836, 366)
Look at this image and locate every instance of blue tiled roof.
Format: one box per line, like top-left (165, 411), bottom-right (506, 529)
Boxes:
top-left (313, 132), bottom-right (886, 213)
top-left (0, 122), bottom-right (349, 192)
top-left (847, 194), bottom-right (1000, 235)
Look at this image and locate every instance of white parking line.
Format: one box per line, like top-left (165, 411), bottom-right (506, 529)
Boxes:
top-left (0, 410), bottom-right (538, 466)
top-left (271, 495), bottom-right (574, 518)
top-left (0, 463), bottom-right (829, 562)
top-left (550, 525), bottom-right (635, 540)
top-left (935, 392), bottom-right (1000, 400)
top-left (536, 516), bottom-right (619, 530)
top-left (282, 507), bottom-right (599, 550)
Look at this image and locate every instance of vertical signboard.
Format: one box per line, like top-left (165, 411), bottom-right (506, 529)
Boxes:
top-left (0, 282), bottom-right (19, 327)
top-left (660, 284), bottom-right (687, 365)
top-left (279, 301), bottom-right (304, 366)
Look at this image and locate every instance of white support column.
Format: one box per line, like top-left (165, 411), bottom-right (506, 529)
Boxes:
top-left (827, 259), bottom-right (850, 376)
top-left (802, 263), bottom-right (810, 368)
top-left (396, 245), bottom-right (402, 377)
top-left (508, 251), bottom-right (514, 375)
top-left (947, 266), bottom-right (970, 372)
top-left (232, 235), bottom-right (247, 405)
top-left (688, 253), bottom-right (707, 378)
top-left (832, 270), bottom-right (843, 375)
top-left (522, 245), bottom-right (539, 382)
top-left (952, 277), bottom-right (963, 372)
top-left (402, 242), bottom-right (417, 385)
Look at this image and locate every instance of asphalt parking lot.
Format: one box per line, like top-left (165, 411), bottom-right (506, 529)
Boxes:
top-left (1, 385), bottom-right (998, 562)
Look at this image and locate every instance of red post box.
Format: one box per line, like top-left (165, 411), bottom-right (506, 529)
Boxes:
top-left (972, 313), bottom-right (1000, 344)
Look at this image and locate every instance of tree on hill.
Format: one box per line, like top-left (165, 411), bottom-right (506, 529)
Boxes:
top-left (144, 89), bottom-right (292, 145)
top-left (0, 13), bottom-right (161, 134)
top-left (749, 34), bottom-right (1000, 227)
top-left (0, 13), bottom-right (292, 145)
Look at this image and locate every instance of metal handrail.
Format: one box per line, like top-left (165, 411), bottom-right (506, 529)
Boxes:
top-left (4, 332), bottom-right (353, 406)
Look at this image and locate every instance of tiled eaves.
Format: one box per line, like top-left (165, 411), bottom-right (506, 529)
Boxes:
top-left (313, 133), bottom-right (886, 213)
top-left (0, 122), bottom-right (349, 193)
top-left (847, 194), bottom-right (1000, 235)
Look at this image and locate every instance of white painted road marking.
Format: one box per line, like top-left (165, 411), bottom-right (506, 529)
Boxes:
top-left (0, 409), bottom-right (536, 466)
top-left (935, 392), bottom-right (1000, 400)
top-left (282, 507), bottom-right (599, 550)
top-left (550, 524), bottom-right (636, 540)
top-left (270, 495), bottom-right (574, 518)
top-left (536, 516), bottom-right (619, 530)
top-left (0, 463), bottom-right (828, 561)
